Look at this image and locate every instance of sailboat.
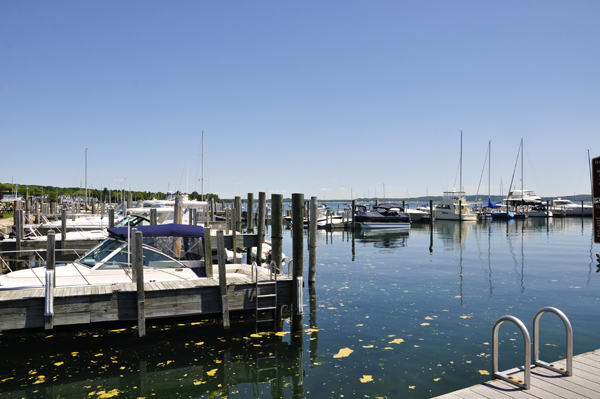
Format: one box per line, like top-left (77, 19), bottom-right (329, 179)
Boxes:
top-left (485, 141), bottom-right (514, 219)
top-left (433, 131), bottom-right (478, 221)
top-left (506, 139), bottom-right (551, 218)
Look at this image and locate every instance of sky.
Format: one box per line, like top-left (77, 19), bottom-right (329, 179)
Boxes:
top-left (1, 1), bottom-right (598, 200)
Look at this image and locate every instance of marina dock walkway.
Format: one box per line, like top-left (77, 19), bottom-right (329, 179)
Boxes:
top-left (435, 349), bottom-right (600, 398)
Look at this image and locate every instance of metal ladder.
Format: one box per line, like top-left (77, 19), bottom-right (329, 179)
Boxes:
top-left (492, 306), bottom-right (573, 390)
top-left (254, 261), bottom-right (278, 333)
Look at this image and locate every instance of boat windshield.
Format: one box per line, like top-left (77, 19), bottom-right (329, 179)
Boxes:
top-left (96, 246), bottom-right (181, 269)
top-left (114, 216), bottom-right (151, 228)
top-left (78, 239), bottom-right (124, 268)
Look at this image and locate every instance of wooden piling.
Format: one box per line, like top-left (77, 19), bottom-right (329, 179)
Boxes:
top-left (204, 226), bottom-right (213, 278)
top-left (430, 200), bottom-right (434, 225)
top-left (127, 192), bottom-right (132, 209)
top-left (271, 194), bottom-right (283, 272)
top-left (246, 193), bottom-right (254, 262)
top-left (309, 196), bottom-right (317, 285)
top-left (235, 196), bottom-right (242, 233)
top-left (174, 196), bottom-right (183, 257)
top-left (61, 207), bottom-right (67, 249)
top-left (351, 200), bottom-right (356, 231)
top-left (15, 209), bottom-right (22, 252)
top-left (232, 209), bottom-right (237, 264)
top-left (217, 230), bottom-right (230, 329)
top-left (109, 208), bottom-right (115, 228)
top-left (150, 208), bottom-right (157, 225)
top-left (44, 230), bottom-right (56, 330)
top-left (291, 193), bottom-right (304, 333)
top-left (257, 192), bottom-right (266, 266)
top-left (132, 228), bottom-right (146, 338)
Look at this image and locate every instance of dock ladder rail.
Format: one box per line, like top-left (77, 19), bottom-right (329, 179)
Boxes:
top-left (533, 306), bottom-right (573, 376)
top-left (492, 315), bottom-right (531, 390)
top-left (492, 307), bottom-right (574, 390)
top-left (254, 261), bottom-right (278, 333)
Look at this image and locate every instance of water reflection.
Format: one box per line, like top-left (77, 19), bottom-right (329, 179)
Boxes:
top-left (0, 317), bottom-right (306, 398)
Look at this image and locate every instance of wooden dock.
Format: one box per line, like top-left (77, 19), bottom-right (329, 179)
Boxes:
top-left (0, 274), bottom-right (293, 331)
top-left (435, 349), bottom-right (600, 398)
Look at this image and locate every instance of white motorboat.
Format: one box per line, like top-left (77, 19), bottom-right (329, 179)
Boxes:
top-left (525, 204), bottom-right (552, 218)
top-left (0, 224), bottom-right (272, 290)
top-left (506, 189), bottom-right (542, 206)
top-left (433, 190), bottom-right (478, 221)
top-left (355, 203), bottom-right (411, 229)
top-left (550, 198), bottom-right (593, 216)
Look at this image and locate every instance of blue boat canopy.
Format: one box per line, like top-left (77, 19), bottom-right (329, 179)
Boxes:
top-left (488, 198), bottom-right (501, 209)
top-left (108, 224), bottom-right (205, 239)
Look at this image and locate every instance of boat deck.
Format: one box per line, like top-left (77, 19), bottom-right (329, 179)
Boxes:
top-left (435, 349), bottom-right (600, 398)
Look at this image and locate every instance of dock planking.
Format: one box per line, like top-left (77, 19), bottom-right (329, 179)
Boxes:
top-left (434, 349), bottom-right (600, 399)
top-left (0, 274), bottom-right (293, 331)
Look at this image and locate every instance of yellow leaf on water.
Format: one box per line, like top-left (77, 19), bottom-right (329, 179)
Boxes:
top-left (363, 345), bottom-right (374, 348)
top-left (425, 316), bottom-right (433, 320)
top-left (478, 370), bottom-right (490, 375)
top-left (305, 328), bottom-right (318, 333)
top-left (460, 315), bottom-right (472, 319)
top-left (206, 368), bottom-right (218, 376)
top-left (389, 339), bottom-right (404, 344)
top-left (360, 375), bottom-right (373, 383)
top-left (54, 362), bottom-right (64, 366)
top-left (421, 323), bottom-right (430, 326)
top-left (71, 352), bottom-right (79, 357)
top-left (276, 331), bottom-right (289, 336)
top-left (434, 378), bottom-right (440, 381)
top-left (97, 389), bottom-right (120, 398)
top-left (195, 342), bottom-right (204, 346)
top-left (356, 324), bottom-right (364, 327)
top-left (333, 348), bottom-right (353, 358)
top-left (409, 386), bottom-right (415, 389)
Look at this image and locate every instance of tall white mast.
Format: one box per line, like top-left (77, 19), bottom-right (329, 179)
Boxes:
top-left (85, 148), bottom-right (88, 206)
top-left (201, 131), bottom-right (204, 201)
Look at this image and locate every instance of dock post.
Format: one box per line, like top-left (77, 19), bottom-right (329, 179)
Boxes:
top-left (271, 194), bottom-right (283, 272)
top-left (291, 193), bottom-right (304, 334)
top-left (150, 208), bottom-right (157, 225)
top-left (189, 208), bottom-right (196, 225)
top-left (91, 200), bottom-right (95, 215)
top-left (246, 193), bottom-right (254, 232)
top-left (246, 193), bottom-right (254, 262)
top-left (458, 199), bottom-right (462, 221)
top-left (257, 192), bottom-right (266, 265)
top-left (174, 196), bottom-right (183, 257)
top-left (101, 202), bottom-right (105, 220)
top-left (109, 208), bottom-right (115, 228)
top-left (204, 226), bottom-right (213, 277)
top-left (127, 192), bottom-right (132, 209)
top-left (44, 230), bottom-right (56, 330)
top-left (351, 200), bottom-right (356, 231)
top-left (217, 230), bottom-right (230, 329)
top-left (429, 200), bottom-right (433, 225)
top-left (234, 196), bottom-right (242, 233)
top-left (132, 228), bottom-right (146, 338)
top-left (15, 208), bottom-right (22, 252)
top-left (61, 207), bottom-right (67, 250)
top-left (309, 196), bottom-right (317, 285)
top-left (232, 210), bottom-right (237, 264)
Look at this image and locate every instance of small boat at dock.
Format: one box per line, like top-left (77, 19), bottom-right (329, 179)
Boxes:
top-left (355, 203), bottom-right (411, 229)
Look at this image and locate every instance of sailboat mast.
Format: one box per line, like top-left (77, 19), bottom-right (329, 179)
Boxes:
top-left (488, 141), bottom-right (491, 199)
top-left (460, 130), bottom-right (463, 193)
top-left (85, 148), bottom-right (88, 207)
top-left (521, 138), bottom-right (524, 203)
top-left (201, 131), bottom-right (204, 201)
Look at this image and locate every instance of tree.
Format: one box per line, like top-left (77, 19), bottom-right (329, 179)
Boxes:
top-left (48, 191), bottom-right (58, 203)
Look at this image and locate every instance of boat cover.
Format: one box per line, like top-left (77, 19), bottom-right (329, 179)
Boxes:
top-left (108, 223), bottom-right (204, 239)
top-left (488, 198), bottom-right (501, 209)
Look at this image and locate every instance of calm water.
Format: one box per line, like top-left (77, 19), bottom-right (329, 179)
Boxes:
top-left (0, 215), bottom-right (599, 398)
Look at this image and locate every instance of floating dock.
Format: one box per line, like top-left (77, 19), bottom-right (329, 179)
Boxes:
top-left (435, 349), bottom-right (600, 398)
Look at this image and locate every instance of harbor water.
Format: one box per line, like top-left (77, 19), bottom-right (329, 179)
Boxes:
top-left (0, 213), bottom-right (599, 398)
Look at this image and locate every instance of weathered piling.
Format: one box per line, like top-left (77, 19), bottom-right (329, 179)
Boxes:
top-left (231, 209), bottom-right (237, 264)
top-left (234, 196), bottom-right (242, 233)
top-left (351, 200), bottom-right (356, 231)
top-left (204, 226), bottom-right (213, 278)
top-left (132, 228), bottom-right (146, 338)
top-left (271, 194), bottom-right (283, 271)
top-left (309, 196), bottom-right (317, 285)
top-left (44, 230), bottom-right (56, 330)
top-left (257, 192), bottom-right (266, 265)
top-left (14, 209), bottom-right (22, 252)
top-left (291, 193), bottom-right (304, 333)
top-left (109, 208), bottom-right (115, 228)
top-left (61, 207), bottom-right (67, 249)
top-left (127, 192), bottom-right (132, 209)
top-left (217, 230), bottom-right (230, 329)
top-left (150, 208), bottom-right (157, 225)
top-left (246, 193), bottom-right (254, 232)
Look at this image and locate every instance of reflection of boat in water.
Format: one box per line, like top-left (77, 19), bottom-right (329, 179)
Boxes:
top-left (355, 228), bottom-right (409, 249)
top-left (0, 320), bottom-right (306, 398)
top-left (355, 203), bottom-right (411, 229)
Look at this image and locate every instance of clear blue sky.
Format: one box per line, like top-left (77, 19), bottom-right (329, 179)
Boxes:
top-left (1, 1), bottom-right (598, 200)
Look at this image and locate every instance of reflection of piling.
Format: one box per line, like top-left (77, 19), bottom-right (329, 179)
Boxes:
top-left (271, 194), bottom-right (283, 271)
top-left (291, 193), bottom-right (304, 334)
top-left (309, 285), bottom-right (319, 364)
top-left (309, 197), bottom-right (317, 284)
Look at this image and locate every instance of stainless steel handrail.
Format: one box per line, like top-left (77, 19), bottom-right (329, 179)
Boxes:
top-left (492, 315), bottom-right (531, 390)
top-left (533, 307), bottom-right (573, 376)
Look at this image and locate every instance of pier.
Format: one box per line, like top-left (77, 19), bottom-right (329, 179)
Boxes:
top-left (435, 349), bottom-right (600, 398)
